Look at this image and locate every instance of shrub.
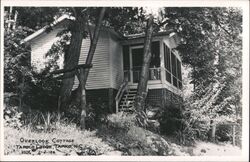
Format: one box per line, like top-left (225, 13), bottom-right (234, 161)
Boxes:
top-left (99, 112), bottom-right (172, 155)
top-left (3, 105), bottom-right (23, 129)
top-left (106, 112), bottom-right (136, 131)
top-left (86, 99), bottom-right (110, 129)
top-left (159, 104), bottom-right (185, 135)
top-left (158, 104), bottom-right (209, 146)
top-left (66, 90), bottom-right (110, 129)
top-left (22, 71), bottom-right (61, 112)
top-left (4, 123), bottom-right (114, 155)
top-left (216, 124), bottom-right (231, 142)
top-left (215, 123), bottom-right (241, 147)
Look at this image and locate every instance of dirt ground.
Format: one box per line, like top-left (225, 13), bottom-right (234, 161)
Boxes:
top-left (191, 141), bottom-right (241, 156)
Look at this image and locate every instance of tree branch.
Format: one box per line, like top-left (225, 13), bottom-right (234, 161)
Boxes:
top-left (87, 20), bottom-right (93, 43)
top-left (49, 64), bottom-right (92, 75)
top-left (83, 7), bottom-right (106, 79)
top-left (211, 11), bottom-right (234, 38)
top-left (71, 7), bottom-right (77, 18)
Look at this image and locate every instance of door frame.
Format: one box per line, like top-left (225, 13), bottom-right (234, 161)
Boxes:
top-left (129, 45), bottom-right (144, 84)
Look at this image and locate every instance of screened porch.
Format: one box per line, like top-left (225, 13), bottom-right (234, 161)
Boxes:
top-left (122, 40), bottom-right (182, 91)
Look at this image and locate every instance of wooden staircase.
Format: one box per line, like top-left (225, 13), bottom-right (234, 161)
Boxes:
top-left (115, 80), bottom-right (138, 112)
top-left (119, 89), bottom-right (137, 112)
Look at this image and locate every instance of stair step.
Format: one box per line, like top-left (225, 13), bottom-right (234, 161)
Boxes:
top-left (126, 92), bottom-right (137, 95)
top-left (120, 104), bottom-right (134, 107)
top-left (120, 100), bottom-right (134, 103)
top-left (121, 98), bottom-right (135, 102)
top-left (122, 97), bottom-right (135, 101)
top-left (120, 103), bottom-right (134, 106)
top-left (124, 93), bottom-right (136, 96)
top-left (128, 89), bottom-right (137, 93)
top-left (120, 105), bottom-right (134, 108)
top-left (120, 108), bottom-right (134, 111)
top-left (118, 89), bottom-right (137, 111)
top-left (120, 101), bottom-right (134, 105)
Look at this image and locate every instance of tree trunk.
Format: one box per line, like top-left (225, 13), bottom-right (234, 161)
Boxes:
top-left (134, 15), bottom-right (154, 111)
top-left (76, 68), bottom-right (87, 130)
top-left (77, 7), bottom-right (106, 130)
top-left (232, 124), bottom-right (236, 146)
top-left (58, 10), bottom-right (86, 112)
top-left (134, 15), bottom-right (154, 128)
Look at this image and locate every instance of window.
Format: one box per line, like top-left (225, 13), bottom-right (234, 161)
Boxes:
top-left (164, 43), bottom-right (182, 90)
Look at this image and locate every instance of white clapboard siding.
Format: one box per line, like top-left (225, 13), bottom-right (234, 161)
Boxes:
top-left (30, 25), bottom-right (65, 72)
top-left (109, 34), bottom-right (123, 89)
top-left (72, 31), bottom-right (111, 90)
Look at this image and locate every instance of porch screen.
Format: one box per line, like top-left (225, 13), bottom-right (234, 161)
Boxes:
top-left (177, 59), bottom-right (182, 89)
top-left (164, 44), bottom-right (171, 83)
top-left (164, 43), bottom-right (182, 89)
top-left (151, 41), bottom-right (160, 68)
top-left (171, 52), bottom-right (178, 87)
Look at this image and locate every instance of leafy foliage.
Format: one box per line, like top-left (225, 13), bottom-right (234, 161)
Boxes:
top-left (103, 7), bottom-right (146, 35)
top-left (160, 7), bottom-right (242, 129)
top-left (4, 124), bottom-right (114, 155)
top-left (13, 7), bottom-right (60, 30)
top-left (3, 105), bottom-right (23, 129)
top-left (23, 72), bottom-right (61, 112)
top-left (4, 26), bottom-right (33, 92)
top-left (4, 7), bottom-right (243, 149)
top-left (106, 112), bottom-right (137, 131)
top-left (159, 105), bottom-right (185, 135)
top-left (99, 112), bottom-right (172, 155)
top-left (4, 24), bottom-right (62, 115)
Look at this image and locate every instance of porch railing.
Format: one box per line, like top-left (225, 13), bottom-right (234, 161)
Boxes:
top-left (148, 67), bottom-right (161, 80)
top-left (164, 68), bottom-right (182, 89)
top-left (123, 67), bottom-right (161, 83)
top-left (115, 79), bottom-right (129, 113)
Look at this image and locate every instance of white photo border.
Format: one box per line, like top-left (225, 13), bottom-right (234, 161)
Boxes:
top-left (0, 0), bottom-right (249, 161)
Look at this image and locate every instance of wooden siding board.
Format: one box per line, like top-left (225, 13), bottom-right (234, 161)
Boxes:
top-left (30, 26), bottom-right (65, 72)
top-left (73, 31), bottom-right (111, 90)
top-left (109, 34), bottom-right (123, 89)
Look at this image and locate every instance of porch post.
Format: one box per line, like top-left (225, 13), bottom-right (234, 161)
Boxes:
top-left (160, 40), bottom-right (166, 85)
top-left (129, 47), bottom-right (133, 83)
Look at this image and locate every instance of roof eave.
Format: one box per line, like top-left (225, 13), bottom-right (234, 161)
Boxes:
top-left (21, 14), bottom-right (73, 44)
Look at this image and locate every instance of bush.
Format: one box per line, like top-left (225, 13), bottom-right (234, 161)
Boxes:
top-left (22, 111), bottom-right (74, 132)
top-left (158, 104), bottom-right (208, 146)
top-left (106, 112), bottom-right (136, 131)
top-left (159, 104), bottom-right (185, 135)
top-left (4, 122), bottom-right (114, 155)
top-left (98, 112), bottom-right (172, 156)
top-left (216, 124), bottom-right (231, 142)
top-left (85, 99), bottom-right (110, 129)
top-left (3, 105), bottom-right (23, 129)
top-left (65, 90), bottom-right (110, 129)
top-left (23, 71), bottom-right (61, 112)
top-left (215, 123), bottom-right (241, 147)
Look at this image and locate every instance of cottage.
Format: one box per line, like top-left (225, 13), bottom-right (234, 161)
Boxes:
top-left (23, 15), bottom-right (183, 113)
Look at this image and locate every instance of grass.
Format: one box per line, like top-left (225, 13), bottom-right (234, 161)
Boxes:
top-left (4, 111), bottom-right (241, 156)
top-left (4, 122), bottom-right (114, 155)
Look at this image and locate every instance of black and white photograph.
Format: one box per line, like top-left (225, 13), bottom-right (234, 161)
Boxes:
top-left (0, 0), bottom-right (249, 161)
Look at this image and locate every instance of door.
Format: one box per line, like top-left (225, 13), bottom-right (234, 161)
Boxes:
top-left (130, 47), bottom-right (144, 83)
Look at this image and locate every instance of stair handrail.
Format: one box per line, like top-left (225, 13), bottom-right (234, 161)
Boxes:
top-left (115, 79), bottom-right (129, 113)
